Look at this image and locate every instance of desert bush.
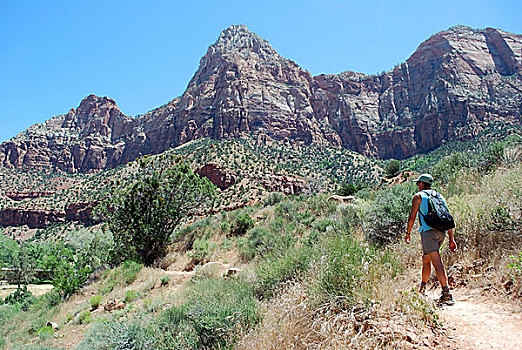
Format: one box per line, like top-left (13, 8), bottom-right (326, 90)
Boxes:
top-left (157, 278), bottom-right (259, 349)
top-left (384, 159), bottom-right (401, 177)
top-left (2, 285), bottom-right (35, 311)
top-left (255, 245), bottom-right (317, 298)
top-left (230, 213), bottom-right (254, 236)
top-left (35, 325), bottom-right (54, 340)
top-left (160, 275), bottom-right (170, 287)
top-left (76, 310), bottom-right (92, 325)
top-left (264, 192), bottom-right (284, 206)
top-left (363, 182), bottom-right (415, 245)
top-left (432, 151), bottom-right (473, 185)
top-left (77, 318), bottom-right (158, 350)
top-left (275, 200), bottom-right (300, 221)
top-left (90, 295), bottom-right (102, 309)
top-left (188, 238), bottom-right (216, 263)
top-left (238, 226), bottom-right (295, 262)
top-left (449, 165), bottom-right (522, 260)
top-left (99, 154), bottom-right (216, 265)
top-left (101, 260), bottom-right (143, 295)
top-left (338, 183), bottom-right (357, 196)
top-left (310, 235), bottom-right (400, 308)
top-left (125, 290), bottom-right (138, 303)
top-left (44, 245), bottom-right (93, 299)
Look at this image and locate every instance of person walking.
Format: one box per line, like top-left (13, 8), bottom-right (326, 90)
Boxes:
top-left (405, 173), bottom-right (457, 305)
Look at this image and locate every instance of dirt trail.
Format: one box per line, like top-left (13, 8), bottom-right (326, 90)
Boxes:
top-left (0, 283), bottom-right (53, 299)
top-left (437, 289), bottom-right (522, 349)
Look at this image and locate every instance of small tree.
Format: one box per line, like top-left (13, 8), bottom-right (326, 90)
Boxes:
top-left (338, 183), bottom-right (357, 196)
top-left (384, 159), bottom-right (401, 177)
top-left (99, 155), bottom-right (216, 265)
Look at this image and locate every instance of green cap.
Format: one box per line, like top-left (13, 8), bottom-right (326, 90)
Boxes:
top-left (412, 173), bottom-right (433, 184)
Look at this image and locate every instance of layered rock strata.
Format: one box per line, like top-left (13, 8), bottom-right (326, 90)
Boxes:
top-left (0, 25), bottom-right (520, 172)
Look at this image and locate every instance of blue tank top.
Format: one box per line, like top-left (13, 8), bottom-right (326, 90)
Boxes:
top-left (418, 190), bottom-right (447, 233)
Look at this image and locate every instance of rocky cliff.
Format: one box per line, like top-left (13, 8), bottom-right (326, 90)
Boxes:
top-left (1, 25), bottom-right (520, 172)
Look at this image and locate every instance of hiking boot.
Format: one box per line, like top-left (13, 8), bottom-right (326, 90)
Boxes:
top-left (418, 283), bottom-right (426, 295)
top-left (438, 291), bottom-right (455, 306)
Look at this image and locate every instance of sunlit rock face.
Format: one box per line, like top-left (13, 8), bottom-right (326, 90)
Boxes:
top-left (1, 25), bottom-right (521, 172)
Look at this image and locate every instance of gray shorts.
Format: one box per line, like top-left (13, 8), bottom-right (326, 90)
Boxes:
top-left (421, 229), bottom-right (445, 255)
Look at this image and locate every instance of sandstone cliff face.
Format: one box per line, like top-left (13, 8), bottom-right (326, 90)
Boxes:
top-left (196, 163), bottom-right (236, 190)
top-left (0, 201), bottom-right (100, 229)
top-left (0, 208), bottom-right (65, 229)
top-left (0, 25), bottom-right (520, 172)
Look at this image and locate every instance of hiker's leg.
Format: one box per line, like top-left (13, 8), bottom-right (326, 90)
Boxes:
top-left (422, 254), bottom-right (431, 283)
top-left (428, 251), bottom-right (448, 288)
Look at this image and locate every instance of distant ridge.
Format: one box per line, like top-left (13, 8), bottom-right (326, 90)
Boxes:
top-left (1, 25), bottom-right (521, 172)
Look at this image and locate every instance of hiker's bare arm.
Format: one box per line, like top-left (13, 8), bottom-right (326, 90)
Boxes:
top-left (447, 228), bottom-right (458, 251)
top-left (405, 194), bottom-right (421, 243)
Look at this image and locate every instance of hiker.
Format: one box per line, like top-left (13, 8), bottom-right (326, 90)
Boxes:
top-left (405, 173), bottom-right (457, 305)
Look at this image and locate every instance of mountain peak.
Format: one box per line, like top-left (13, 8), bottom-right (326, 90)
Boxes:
top-left (209, 24), bottom-right (276, 56)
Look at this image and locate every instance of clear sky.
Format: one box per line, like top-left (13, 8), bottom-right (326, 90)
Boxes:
top-left (1, 0), bottom-right (521, 143)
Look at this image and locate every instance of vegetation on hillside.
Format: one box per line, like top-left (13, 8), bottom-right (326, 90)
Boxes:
top-left (0, 132), bottom-right (520, 349)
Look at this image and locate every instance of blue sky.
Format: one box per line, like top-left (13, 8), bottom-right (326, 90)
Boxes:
top-left (1, 0), bottom-right (521, 142)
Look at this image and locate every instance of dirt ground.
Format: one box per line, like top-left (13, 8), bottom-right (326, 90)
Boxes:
top-left (436, 288), bottom-right (522, 350)
top-left (0, 283), bottom-right (53, 299)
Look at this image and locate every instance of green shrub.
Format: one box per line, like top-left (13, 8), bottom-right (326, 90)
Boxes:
top-left (160, 275), bottom-right (170, 287)
top-left (158, 278), bottom-right (259, 349)
top-left (363, 182), bottom-right (415, 245)
top-left (99, 154), bottom-right (216, 265)
top-left (188, 238), bottom-right (216, 262)
top-left (2, 285), bottom-right (35, 310)
top-left (90, 295), bottom-right (102, 309)
top-left (239, 227), bottom-right (295, 262)
top-left (101, 260), bottom-right (142, 295)
top-left (432, 151), bottom-right (472, 185)
top-left (312, 217), bottom-right (338, 233)
top-left (125, 290), bottom-right (137, 303)
top-left (230, 213), bottom-right (254, 236)
top-left (36, 325), bottom-right (54, 339)
top-left (384, 159), bottom-right (401, 177)
top-left (311, 235), bottom-right (401, 308)
top-left (255, 245), bottom-right (317, 298)
top-left (77, 318), bottom-right (158, 350)
top-left (44, 245), bottom-right (93, 299)
top-left (264, 192), bottom-right (284, 206)
top-left (338, 183), bottom-right (357, 196)
top-left (78, 310), bottom-right (92, 324)
top-left (509, 252), bottom-right (522, 281)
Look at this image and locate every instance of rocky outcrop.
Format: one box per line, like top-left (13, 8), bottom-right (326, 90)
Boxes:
top-left (196, 163), bottom-right (236, 190)
top-left (5, 191), bottom-right (55, 201)
top-left (0, 201), bottom-right (100, 229)
top-left (65, 202), bottom-right (100, 225)
top-left (260, 174), bottom-right (310, 195)
top-left (0, 208), bottom-right (65, 229)
top-left (0, 25), bottom-right (521, 172)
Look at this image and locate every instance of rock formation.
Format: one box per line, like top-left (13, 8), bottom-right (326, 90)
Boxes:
top-left (0, 201), bottom-right (100, 229)
top-left (0, 25), bottom-right (521, 172)
top-left (0, 208), bottom-right (65, 229)
top-left (260, 174), bottom-right (310, 195)
top-left (5, 191), bottom-right (55, 201)
top-left (196, 163), bottom-right (236, 190)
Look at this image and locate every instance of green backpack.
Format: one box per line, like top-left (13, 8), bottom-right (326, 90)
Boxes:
top-left (420, 190), bottom-right (455, 231)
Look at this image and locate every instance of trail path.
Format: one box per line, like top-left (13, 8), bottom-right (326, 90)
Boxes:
top-left (437, 289), bottom-right (522, 349)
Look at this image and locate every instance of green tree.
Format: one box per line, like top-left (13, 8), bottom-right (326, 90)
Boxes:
top-left (384, 159), bottom-right (401, 177)
top-left (44, 244), bottom-right (93, 299)
top-left (99, 155), bottom-right (216, 265)
top-left (338, 183), bottom-right (357, 196)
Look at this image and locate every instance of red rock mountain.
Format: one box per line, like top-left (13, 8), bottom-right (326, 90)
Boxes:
top-left (1, 25), bottom-right (521, 172)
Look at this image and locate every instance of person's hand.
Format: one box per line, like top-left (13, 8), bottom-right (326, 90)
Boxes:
top-left (405, 233), bottom-right (411, 244)
top-left (449, 240), bottom-right (457, 252)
